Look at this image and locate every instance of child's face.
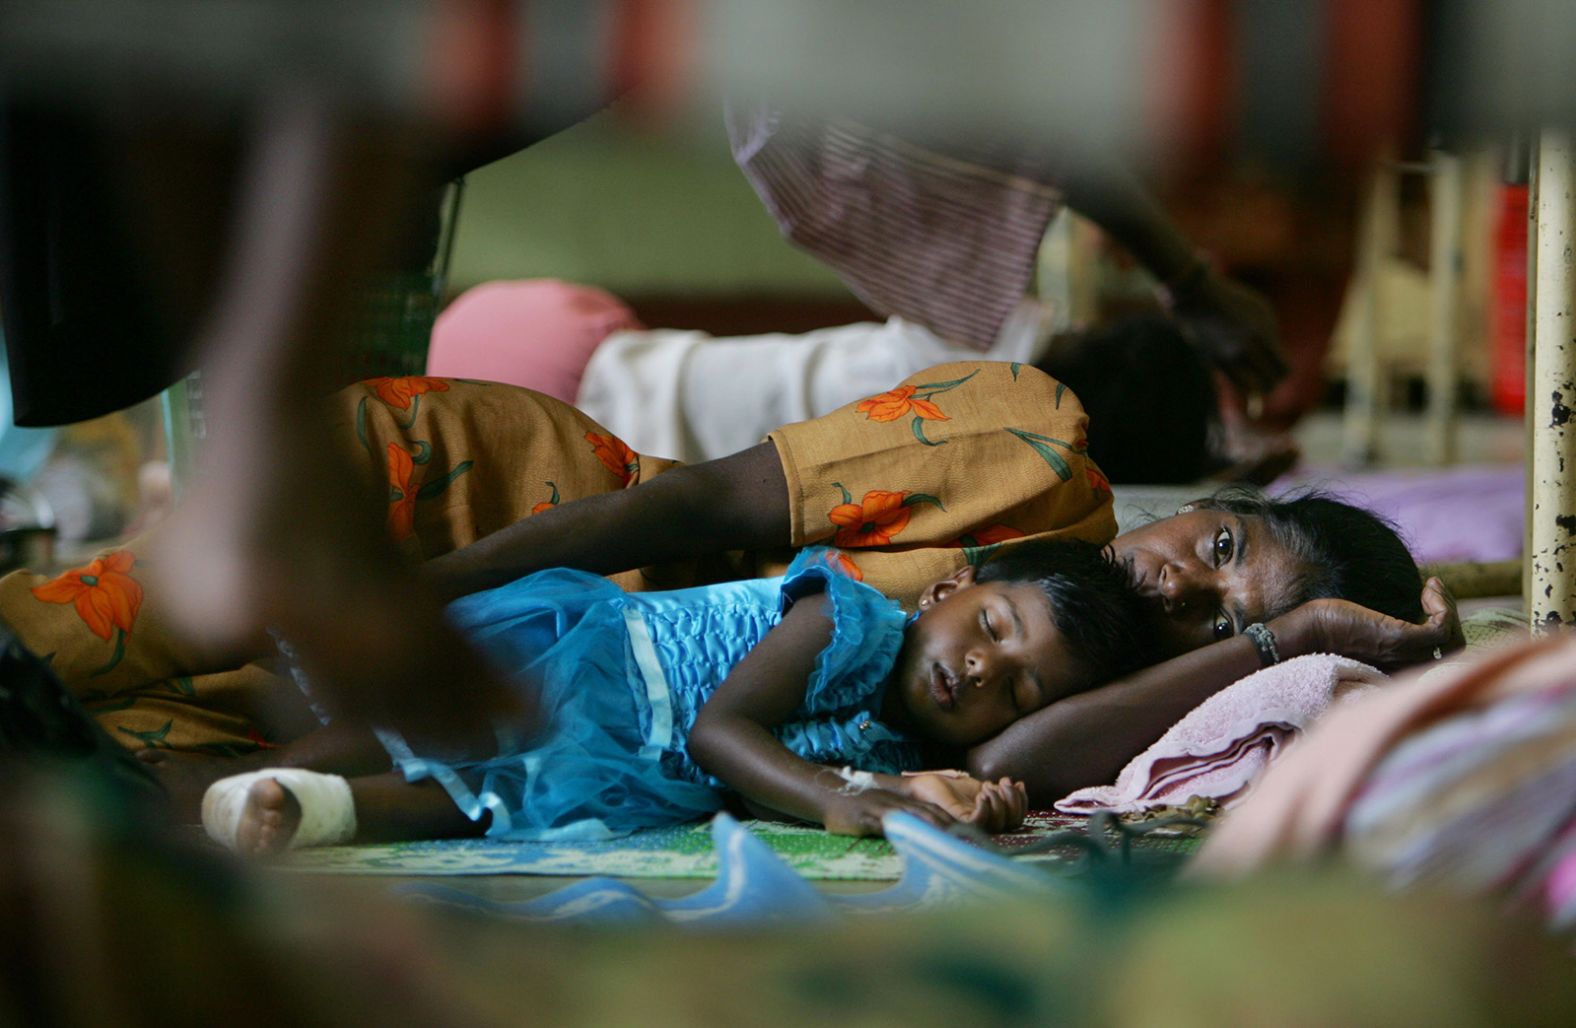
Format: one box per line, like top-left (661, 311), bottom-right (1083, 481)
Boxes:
top-left (889, 567), bottom-right (1087, 749)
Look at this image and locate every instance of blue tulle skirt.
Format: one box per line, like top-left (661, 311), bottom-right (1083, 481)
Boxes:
top-left (382, 569), bottom-right (726, 841)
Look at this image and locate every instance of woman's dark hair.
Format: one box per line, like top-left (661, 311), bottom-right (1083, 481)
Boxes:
top-left (976, 539), bottom-right (1157, 684)
top-left (1036, 316), bottom-right (1219, 484)
top-left (1197, 487), bottom-right (1425, 622)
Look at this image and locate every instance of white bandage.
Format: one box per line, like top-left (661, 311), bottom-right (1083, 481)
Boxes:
top-left (201, 768), bottom-right (356, 852)
top-left (833, 766), bottom-right (876, 795)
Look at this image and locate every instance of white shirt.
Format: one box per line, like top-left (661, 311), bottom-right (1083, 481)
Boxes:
top-left (576, 300), bottom-right (1056, 463)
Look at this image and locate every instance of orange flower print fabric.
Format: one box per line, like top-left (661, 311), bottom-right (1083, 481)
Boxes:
top-left (827, 484), bottom-right (944, 548)
top-left (335, 378), bottom-right (669, 578)
top-left (855, 369), bottom-right (977, 446)
top-left (856, 385), bottom-right (947, 424)
top-left (807, 547), bottom-right (865, 582)
top-left (383, 439), bottom-right (475, 544)
top-left (532, 481), bottom-right (561, 515)
top-left (830, 550), bottom-right (864, 581)
top-left (767, 361), bottom-right (1116, 609)
top-left (587, 431), bottom-right (639, 487)
top-left (829, 489), bottom-right (911, 548)
top-left (31, 550), bottom-right (143, 641)
top-left (30, 549), bottom-right (144, 675)
top-left (367, 376), bottom-right (450, 411)
top-left (364, 376), bottom-right (453, 429)
top-left (386, 442), bottom-right (419, 541)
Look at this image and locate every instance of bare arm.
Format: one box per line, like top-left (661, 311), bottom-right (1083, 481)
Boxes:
top-left (422, 441), bottom-right (791, 601)
top-left (1054, 155), bottom-right (1286, 395)
top-left (687, 593), bottom-right (957, 836)
top-left (969, 630), bottom-right (1268, 804)
top-left (970, 577), bottom-right (1464, 804)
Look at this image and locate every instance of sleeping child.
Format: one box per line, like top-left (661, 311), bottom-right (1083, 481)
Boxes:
top-left (201, 540), bottom-right (1155, 853)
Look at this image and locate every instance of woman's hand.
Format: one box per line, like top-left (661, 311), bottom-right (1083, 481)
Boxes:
top-left (1272, 576), bottom-right (1465, 671)
top-left (898, 770), bottom-right (1029, 833)
top-left (820, 787), bottom-right (957, 837)
top-left (1168, 272), bottom-right (1287, 396)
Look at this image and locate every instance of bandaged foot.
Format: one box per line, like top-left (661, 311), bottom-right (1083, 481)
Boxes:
top-left (202, 769), bottom-right (356, 854)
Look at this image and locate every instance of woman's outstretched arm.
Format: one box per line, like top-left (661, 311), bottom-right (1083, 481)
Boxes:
top-left (968, 630), bottom-right (1267, 803)
top-left (422, 441), bottom-right (791, 601)
top-left (1053, 153), bottom-right (1285, 396)
top-left (969, 577), bottom-right (1464, 804)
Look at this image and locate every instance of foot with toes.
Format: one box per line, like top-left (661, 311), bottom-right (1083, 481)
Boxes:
top-left (202, 768), bottom-right (355, 854)
top-left (236, 777), bottom-right (302, 855)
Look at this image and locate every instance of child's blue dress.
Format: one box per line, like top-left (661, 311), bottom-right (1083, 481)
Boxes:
top-left (379, 549), bottom-right (923, 841)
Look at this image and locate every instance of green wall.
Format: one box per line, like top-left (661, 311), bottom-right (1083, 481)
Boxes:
top-left (446, 110), bottom-right (851, 298)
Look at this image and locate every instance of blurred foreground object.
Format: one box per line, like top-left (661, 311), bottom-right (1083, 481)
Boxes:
top-left (0, 761), bottom-right (1573, 1026)
top-left (1193, 632), bottom-right (1576, 934)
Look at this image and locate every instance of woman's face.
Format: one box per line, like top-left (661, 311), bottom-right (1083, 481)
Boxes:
top-left (1111, 508), bottom-right (1307, 658)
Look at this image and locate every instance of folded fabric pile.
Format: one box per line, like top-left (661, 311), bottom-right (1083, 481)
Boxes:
top-left (1055, 655), bottom-right (1385, 815)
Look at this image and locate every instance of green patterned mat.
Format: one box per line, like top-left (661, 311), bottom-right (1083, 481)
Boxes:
top-left (277, 812), bottom-right (1203, 880)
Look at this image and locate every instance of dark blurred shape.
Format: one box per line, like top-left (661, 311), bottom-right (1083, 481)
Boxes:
top-left (0, 104), bottom-right (236, 425)
top-left (1042, 317), bottom-right (1219, 484)
top-left (0, 619), bottom-right (163, 805)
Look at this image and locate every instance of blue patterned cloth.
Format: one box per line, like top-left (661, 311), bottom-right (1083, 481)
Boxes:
top-left (380, 549), bottom-right (921, 841)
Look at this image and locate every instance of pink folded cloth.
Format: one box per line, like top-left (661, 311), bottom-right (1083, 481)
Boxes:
top-left (1054, 654), bottom-right (1386, 816)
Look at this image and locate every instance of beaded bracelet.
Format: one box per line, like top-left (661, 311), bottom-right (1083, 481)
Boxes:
top-left (1242, 622), bottom-right (1281, 667)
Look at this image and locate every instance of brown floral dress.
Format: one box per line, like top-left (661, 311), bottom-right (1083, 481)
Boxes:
top-left (0, 360), bottom-right (1113, 754)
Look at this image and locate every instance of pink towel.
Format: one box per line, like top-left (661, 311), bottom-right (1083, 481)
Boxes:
top-left (1054, 655), bottom-right (1386, 815)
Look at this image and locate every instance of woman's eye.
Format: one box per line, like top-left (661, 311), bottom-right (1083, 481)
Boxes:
top-left (1213, 614), bottom-right (1233, 640)
top-left (1213, 527), bottom-right (1234, 565)
top-left (980, 610), bottom-right (998, 641)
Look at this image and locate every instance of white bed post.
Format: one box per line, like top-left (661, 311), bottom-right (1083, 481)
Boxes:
top-left (1342, 163), bottom-right (1396, 466)
top-left (1524, 140), bottom-right (1540, 621)
top-left (1528, 130), bottom-right (1576, 633)
top-left (1425, 151), bottom-right (1464, 466)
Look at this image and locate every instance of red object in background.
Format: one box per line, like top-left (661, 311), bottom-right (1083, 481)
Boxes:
top-left (1491, 183), bottom-right (1530, 416)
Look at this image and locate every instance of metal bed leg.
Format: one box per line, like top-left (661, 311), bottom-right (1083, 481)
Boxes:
top-left (1528, 131), bottom-right (1576, 633)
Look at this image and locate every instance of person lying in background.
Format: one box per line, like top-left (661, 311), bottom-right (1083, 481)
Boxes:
top-left (430, 285), bottom-right (1285, 485)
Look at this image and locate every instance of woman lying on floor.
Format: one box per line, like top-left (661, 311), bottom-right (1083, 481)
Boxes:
top-left (429, 280), bottom-right (1289, 485)
top-left (0, 361), bottom-right (1461, 834)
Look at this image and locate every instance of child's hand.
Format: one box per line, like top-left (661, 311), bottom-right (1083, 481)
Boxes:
top-left (900, 770), bottom-right (1029, 833)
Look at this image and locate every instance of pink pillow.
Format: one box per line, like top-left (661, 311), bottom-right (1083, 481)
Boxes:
top-left (427, 279), bottom-right (644, 402)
